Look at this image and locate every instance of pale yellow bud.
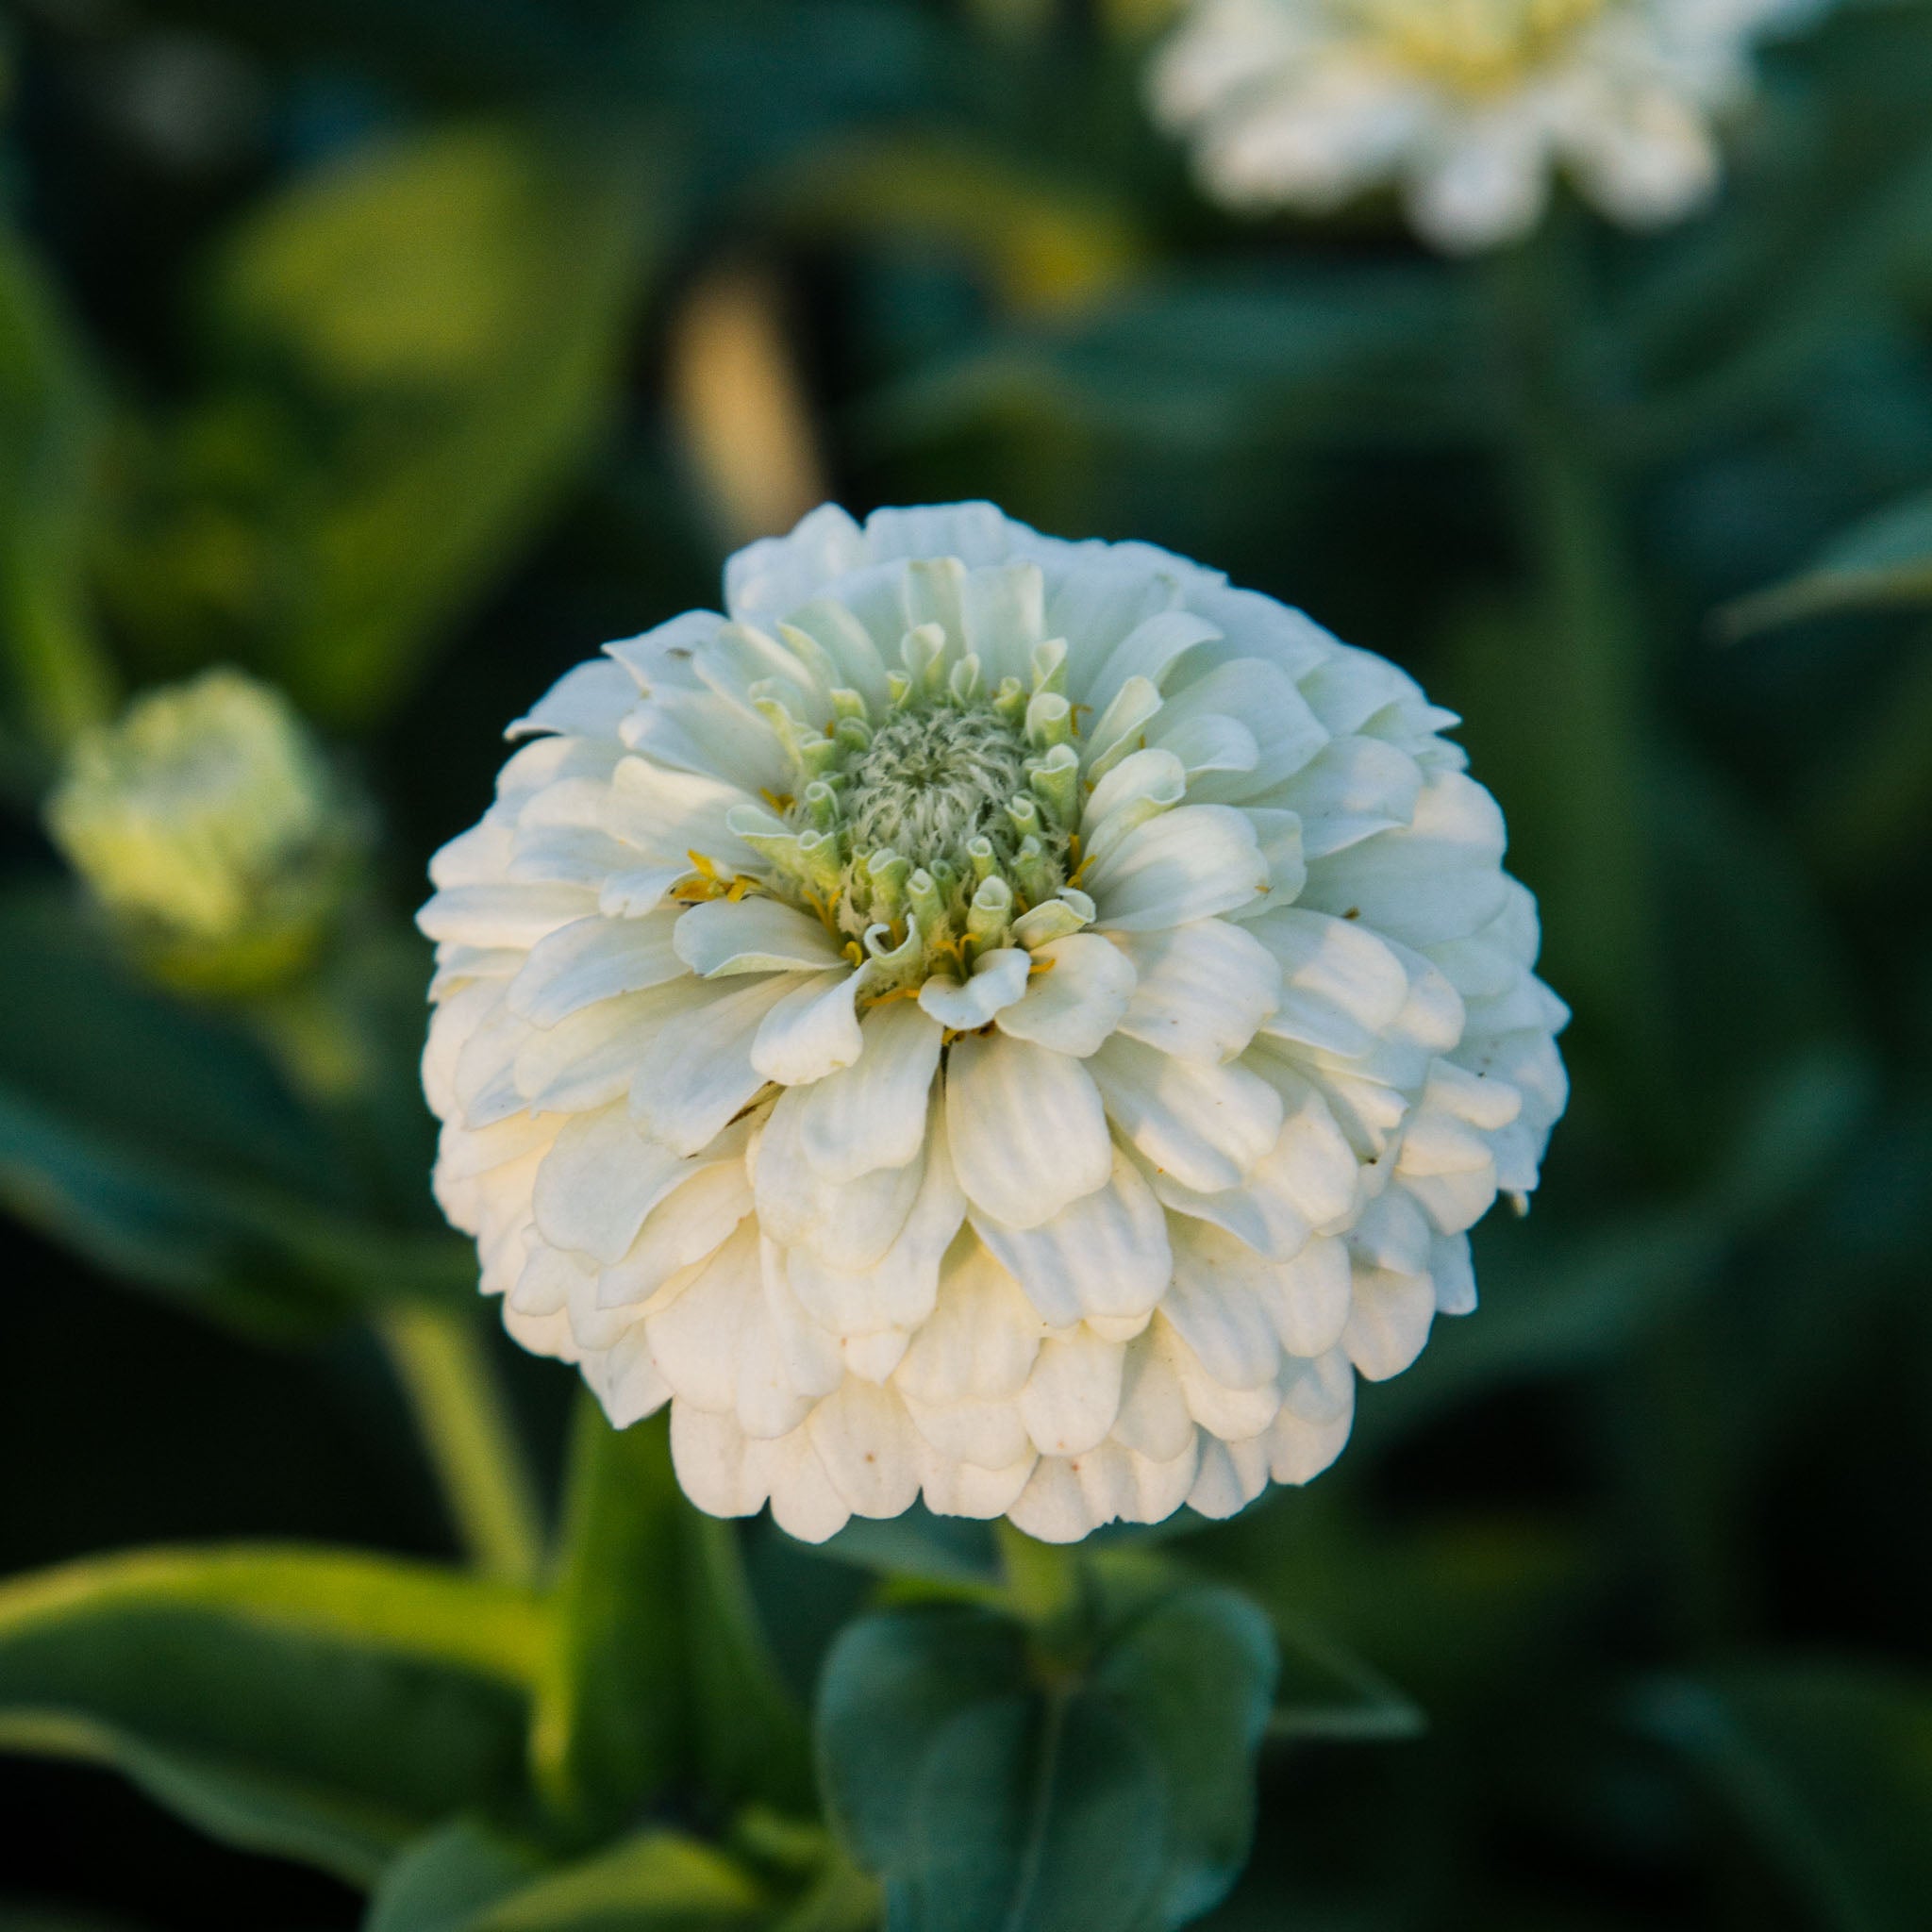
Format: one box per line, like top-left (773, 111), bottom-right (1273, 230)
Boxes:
top-left (46, 668), bottom-right (362, 993)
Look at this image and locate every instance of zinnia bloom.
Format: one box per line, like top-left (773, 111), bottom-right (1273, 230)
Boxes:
top-left (421, 504), bottom-right (1567, 1542)
top-left (1149, 0), bottom-right (1823, 252)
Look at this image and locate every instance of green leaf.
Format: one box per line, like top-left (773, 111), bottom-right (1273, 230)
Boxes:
top-left (366, 1818), bottom-right (542, 1932)
top-left (371, 1823), bottom-right (771, 1932)
top-left (681, 1510), bottom-right (817, 1816)
top-left (1091, 1591), bottom-right (1280, 1927)
top-left (0, 887), bottom-right (472, 1338)
top-left (533, 1402), bottom-right (813, 1831)
top-left (468, 1833), bottom-right (769, 1931)
top-left (1723, 484), bottom-right (1932, 635)
top-left (103, 123), bottom-right (662, 726)
top-left (531, 1403), bottom-right (691, 1835)
top-left (866, 266), bottom-right (1487, 457)
top-left (1632, 1663), bottom-right (1932, 1932)
top-left (0, 219), bottom-right (117, 750)
top-left (1261, 1613), bottom-right (1427, 1747)
top-left (817, 1589), bottom-right (1278, 1932)
top-left (0, 1544), bottom-right (547, 1885)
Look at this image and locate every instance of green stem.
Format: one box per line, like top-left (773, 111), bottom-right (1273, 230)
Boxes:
top-left (378, 1304), bottom-right (544, 1586)
top-left (1484, 224), bottom-right (1669, 1112)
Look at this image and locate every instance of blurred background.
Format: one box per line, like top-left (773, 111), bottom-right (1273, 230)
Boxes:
top-left (3, 0), bottom-right (1931, 1927)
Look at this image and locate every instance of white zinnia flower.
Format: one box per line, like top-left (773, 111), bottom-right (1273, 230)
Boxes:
top-left (1149, 0), bottom-right (1824, 252)
top-left (420, 504), bottom-right (1567, 1543)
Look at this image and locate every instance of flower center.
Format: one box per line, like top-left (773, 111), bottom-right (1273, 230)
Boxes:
top-left (842, 708), bottom-right (1031, 874)
top-left (1338, 0), bottom-right (1608, 93)
top-left (727, 609), bottom-right (1096, 992)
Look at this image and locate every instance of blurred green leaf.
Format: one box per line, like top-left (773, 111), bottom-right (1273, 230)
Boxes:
top-left (530, 1404), bottom-right (691, 1835)
top-left (0, 889), bottom-right (471, 1339)
top-left (0, 1545), bottom-right (546, 1885)
top-left (1264, 1614), bottom-right (1427, 1747)
top-left (103, 123), bottom-right (662, 725)
top-left (774, 133), bottom-right (1145, 316)
top-left (0, 220), bottom-right (118, 751)
top-left (865, 266), bottom-right (1489, 456)
top-left (817, 1588), bottom-right (1276, 1932)
top-left (369, 1820), bottom-right (771, 1932)
top-left (533, 1402), bottom-right (812, 1831)
top-left (1632, 1663), bottom-right (1932, 1932)
top-left (366, 1817), bottom-right (543, 1932)
top-left (1722, 484), bottom-right (1932, 634)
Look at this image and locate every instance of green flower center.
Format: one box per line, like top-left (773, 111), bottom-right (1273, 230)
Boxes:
top-left (843, 708), bottom-right (1032, 875)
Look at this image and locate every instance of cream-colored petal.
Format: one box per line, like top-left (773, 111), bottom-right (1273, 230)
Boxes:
top-left (994, 934), bottom-right (1137, 1059)
top-left (674, 896), bottom-right (846, 976)
top-left (969, 1150), bottom-right (1171, 1327)
top-left (944, 1031), bottom-right (1113, 1230)
top-left (1088, 1035), bottom-right (1283, 1193)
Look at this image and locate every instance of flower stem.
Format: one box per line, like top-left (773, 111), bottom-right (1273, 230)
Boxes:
top-left (378, 1304), bottom-right (544, 1586)
top-left (1483, 221), bottom-right (1669, 1107)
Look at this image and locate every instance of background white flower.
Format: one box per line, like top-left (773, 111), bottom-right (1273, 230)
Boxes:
top-left (1149, 0), bottom-right (1827, 252)
top-left (421, 503), bottom-right (1568, 1543)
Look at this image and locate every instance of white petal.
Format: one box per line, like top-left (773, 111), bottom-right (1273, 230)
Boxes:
top-left (1007, 1457), bottom-right (1099, 1544)
top-left (508, 915), bottom-right (686, 1026)
top-left (914, 1440), bottom-right (1036, 1520)
top-left (645, 1225), bottom-right (763, 1408)
top-left (750, 970), bottom-right (866, 1086)
top-left (902, 1391), bottom-right (1034, 1471)
top-left (1187, 1433), bottom-right (1270, 1522)
top-left (598, 1159), bottom-right (754, 1309)
top-left (670, 1402), bottom-right (771, 1518)
top-left (1301, 771), bottom-right (1508, 945)
top-left (1154, 658), bottom-right (1326, 802)
top-left (419, 883), bottom-right (597, 950)
top-left (630, 976), bottom-right (793, 1157)
top-left (674, 897), bottom-right (845, 976)
top-left (1261, 1234), bottom-right (1353, 1357)
top-left (1249, 908), bottom-right (1410, 1058)
top-left (798, 1000), bottom-right (944, 1183)
top-left (1341, 1265), bottom-right (1436, 1381)
top-left (917, 948), bottom-right (1031, 1030)
top-left (1166, 1219), bottom-right (1285, 1391)
top-left (788, 1111), bottom-right (963, 1335)
top-left (763, 1429), bottom-right (852, 1543)
top-left (944, 1031), bottom-right (1113, 1230)
top-left (1277, 735), bottom-right (1421, 858)
top-left (586, 1327), bottom-right (671, 1430)
top-left (758, 1241), bottom-right (846, 1400)
top-left (1087, 1035), bottom-right (1283, 1193)
top-left (1113, 1331), bottom-right (1196, 1463)
top-left (970, 1150), bottom-right (1172, 1327)
top-left (1088, 805), bottom-right (1270, 932)
top-left (1113, 921), bottom-right (1280, 1063)
top-left (1072, 1438), bottom-right (1200, 1529)
top-left (994, 934), bottom-right (1137, 1059)
top-left (516, 981), bottom-right (712, 1117)
top-left (532, 1106), bottom-right (692, 1265)
top-left (842, 1327), bottom-right (910, 1384)
top-left (1019, 1330), bottom-right (1124, 1457)
top-left (808, 1381), bottom-right (923, 1520)
top-left (894, 1239), bottom-right (1043, 1407)
top-left (736, 1314), bottom-right (815, 1440)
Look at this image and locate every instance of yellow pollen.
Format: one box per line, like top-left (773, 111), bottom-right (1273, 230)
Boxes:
top-left (1028, 954), bottom-right (1057, 978)
top-left (670, 848), bottom-right (762, 905)
top-left (760, 788), bottom-right (795, 814)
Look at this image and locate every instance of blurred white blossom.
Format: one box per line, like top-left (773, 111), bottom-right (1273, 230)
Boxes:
top-left (48, 668), bottom-right (359, 992)
top-left (1150, 0), bottom-right (1826, 251)
top-left (420, 504), bottom-right (1568, 1543)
